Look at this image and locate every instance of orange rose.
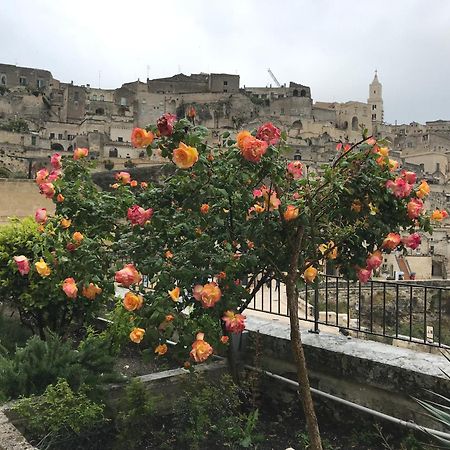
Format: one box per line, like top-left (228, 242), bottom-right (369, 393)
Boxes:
top-left (220, 335), bottom-right (229, 344)
top-left (382, 232), bottom-right (401, 250)
top-left (351, 200), bottom-right (362, 213)
top-left (193, 282), bottom-right (221, 308)
top-left (154, 343), bottom-right (168, 356)
top-left (115, 171), bottom-right (131, 184)
top-left (56, 193), bottom-right (65, 203)
top-left (165, 250), bottom-right (174, 259)
top-left (190, 332), bottom-right (213, 363)
top-left (130, 180), bottom-right (138, 187)
top-left (240, 136), bottom-right (268, 163)
top-left (130, 327), bottom-right (145, 343)
top-left (73, 232), bottom-right (84, 243)
top-left (165, 314), bottom-right (174, 322)
top-left (200, 203), bottom-right (210, 214)
top-left (131, 127), bottom-right (154, 148)
top-left (73, 147), bottom-right (89, 160)
top-left (172, 142), bottom-right (199, 169)
top-left (35, 258), bottom-right (51, 277)
top-left (168, 286), bottom-right (181, 302)
top-left (236, 130), bottom-right (252, 149)
top-left (82, 283), bottom-right (102, 300)
top-left (140, 182), bottom-right (148, 189)
top-left (318, 241), bottom-right (338, 260)
top-left (303, 266), bottom-right (318, 283)
top-left (60, 218), bottom-right (72, 229)
top-left (123, 291), bottom-right (144, 311)
top-left (431, 209), bottom-right (449, 221)
top-left (283, 205), bottom-right (299, 221)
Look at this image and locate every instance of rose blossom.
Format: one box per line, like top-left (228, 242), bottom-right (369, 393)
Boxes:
top-left (222, 310), bottom-right (246, 333)
top-left (256, 122), bottom-right (281, 146)
top-left (287, 161), bottom-right (303, 179)
top-left (115, 171), bottom-right (131, 184)
top-left (382, 233), bottom-right (401, 250)
top-left (35, 168), bottom-right (49, 184)
top-left (13, 255), bottom-right (30, 275)
top-left (400, 170), bottom-right (417, 185)
top-left (192, 282), bottom-right (221, 308)
top-left (240, 136), bottom-right (268, 163)
top-left (366, 250), bottom-right (382, 270)
top-left (131, 127), bottom-right (154, 148)
top-left (402, 233), bottom-right (421, 250)
top-left (73, 147), bottom-right (89, 160)
top-left (303, 266), bottom-right (318, 283)
top-left (81, 283), bottom-right (102, 300)
top-left (190, 332), bottom-right (213, 363)
top-left (416, 180), bottom-right (430, 199)
top-left (386, 178), bottom-right (412, 199)
top-left (50, 153), bottom-right (62, 170)
top-left (283, 205), bottom-right (299, 221)
top-left (358, 268), bottom-right (372, 284)
top-left (62, 277), bottom-right (78, 299)
top-left (39, 182), bottom-right (55, 198)
top-left (127, 205), bottom-right (153, 226)
top-left (123, 291), bottom-right (144, 311)
top-left (115, 264), bottom-right (142, 287)
top-left (157, 113), bottom-right (176, 136)
top-left (130, 327), bottom-right (145, 343)
top-left (407, 198), bottom-right (424, 220)
top-left (172, 142), bottom-right (199, 169)
top-left (35, 208), bottom-right (48, 224)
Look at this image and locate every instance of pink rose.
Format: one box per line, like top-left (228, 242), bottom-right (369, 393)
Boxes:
top-left (366, 250), bottom-right (382, 271)
top-left (127, 205), bottom-right (153, 226)
top-left (157, 113), bottom-right (177, 137)
top-left (358, 268), bottom-right (372, 283)
top-left (13, 255), bottom-right (30, 275)
top-left (35, 208), bottom-right (48, 223)
top-left (386, 178), bottom-right (412, 199)
top-left (35, 168), bottom-right (49, 185)
top-left (115, 171), bottom-right (131, 184)
top-left (51, 153), bottom-right (62, 170)
top-left (222, 310), bottom-right (246, 333)
top-left (115, 264), bottom-right (142, 287)
top-left (39, 182), bottom-right (55, 198)
top-left (402, 233), bottom-right (421, 250)
top-left (47, 170), bottom-right (61, 182)
top-left (62, 277), bottom-right (78, 299)
top-left (287, 161), bottom-right (303, 179)
top-left (407, 198), bottom-right (424, 220)
top-left (400, 170), bottom-right (417, 185)
top-left (256, 122), bottom-right (281, 146)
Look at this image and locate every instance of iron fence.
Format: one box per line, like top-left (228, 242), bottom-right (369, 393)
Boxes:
top-left (246, 275), bottom-right (450, 348)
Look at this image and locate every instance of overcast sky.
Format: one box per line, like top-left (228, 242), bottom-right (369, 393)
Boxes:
top-left (1, 0), bottom-right (449, 124)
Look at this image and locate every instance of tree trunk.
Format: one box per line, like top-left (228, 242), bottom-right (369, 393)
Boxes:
top-left (286, 277), bottom-right (323, 450)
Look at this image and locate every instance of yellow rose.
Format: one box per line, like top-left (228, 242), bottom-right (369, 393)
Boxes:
top-left (172, 142), bottom-right (199, 169)
top-left (129, 327), bottom-right (145, 343)
top-left (35, 258), bottom-right (51, 277)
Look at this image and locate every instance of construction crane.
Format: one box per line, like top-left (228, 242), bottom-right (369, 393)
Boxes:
top-left (267, 68), bottom-right (281, 87)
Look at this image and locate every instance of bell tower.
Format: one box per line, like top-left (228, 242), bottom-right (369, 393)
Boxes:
top-left (368, 70), bottom-right (383, 124)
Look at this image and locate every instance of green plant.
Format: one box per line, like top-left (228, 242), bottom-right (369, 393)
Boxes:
top-left (114, 379), bottom-right (161, 449)
top-left (11, 378), bottom-right (107, 449)
top-left (0, 308), bottom-right (33, 354)
top-left (173, 374), bottom-right (262, 449)
top-left (0, 332), bottom-right (117, 400)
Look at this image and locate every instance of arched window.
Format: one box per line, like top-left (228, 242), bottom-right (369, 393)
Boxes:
top-left (51, 143), bottom-right (64, 152)
top-left (0, 75), bottom-right (6, 86)
top-left (343, 121), bottom-right (349, 130)
top-left (95, 108), bottom-right (104, 115)
top-left (292, 120), bottom-right (303, 130)
top-left (293, 89), bottom-right (299, 97)
top-left (92, 94), bottom-right (97, 101)
top-left (300, 89), bottom-right (306, 97)
top-left (100, 95), bottom-right (104, 101)
top-left (109, 148), bottom-right (118, 158)
top-left (351, 116), bottom-right (359, 131)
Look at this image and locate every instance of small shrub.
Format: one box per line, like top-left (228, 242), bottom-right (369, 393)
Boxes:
top-left (11, 379), bottom-right (107, 449)
top-left (0, 332), bottom-right (117, 400)
top-left (173, 374), bottom-right (262, 449)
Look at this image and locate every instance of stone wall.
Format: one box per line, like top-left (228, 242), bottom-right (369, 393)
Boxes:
top-left (0, 179), bottom-right (55, 225)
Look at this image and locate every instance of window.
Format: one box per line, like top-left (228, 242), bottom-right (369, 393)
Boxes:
top-left (67, 134), bottom-right (74, 140)
top-left (31, 136), bottom-right (37, 145)
top-left (19, 76), bottom-right (27, 86)
top-left (58, 133), bottom-right (63, 140)
top-left (223, 80), bottom-right (228, 86)
top-left (0, 74), bottom-right (6, 85)
top-left (74, 91), bottom-right (79, 101)
top-left (120, 97), bottom-right (127, 106)
top-left (37, 79), bottom-right (44, 88)
top-left (109, 148), bottom-right (118, 158)
top-left (372, 105), bottom-right (376, 110)
top-left (100, 95), bottom-right (104, 101)
top-left (118, 137), bottom-right (123, 142)
top-left (92, 94), bottom-right (97, 101)
top-left (49, 132), bottom-right (55, 139)
top-left (223, 89), bottom-right (227, 93)
top-left (372, 114), bottom-right (376, 120)
top-left (281, 108), bottom-right (285, 115)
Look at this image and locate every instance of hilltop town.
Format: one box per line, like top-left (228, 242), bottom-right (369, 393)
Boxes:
top-left (1, 62), bottom-right (450, 279)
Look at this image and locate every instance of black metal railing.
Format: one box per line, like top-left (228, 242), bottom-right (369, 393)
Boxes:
top-left (247, 275), bottom-right (450, 348)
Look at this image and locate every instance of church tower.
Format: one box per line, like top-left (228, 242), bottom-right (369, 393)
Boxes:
top-left (368, 70), bottom-right (383, 124)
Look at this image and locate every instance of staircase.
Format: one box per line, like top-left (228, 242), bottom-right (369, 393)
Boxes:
top-left (396, 256), bottom-right (411, 280)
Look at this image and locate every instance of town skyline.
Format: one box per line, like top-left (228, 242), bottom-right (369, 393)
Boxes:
top-left (1, 0), bottom-right (449, 125)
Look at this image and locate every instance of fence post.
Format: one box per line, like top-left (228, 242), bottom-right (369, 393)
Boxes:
top-left (309, 281), bottom-right (320, 334)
